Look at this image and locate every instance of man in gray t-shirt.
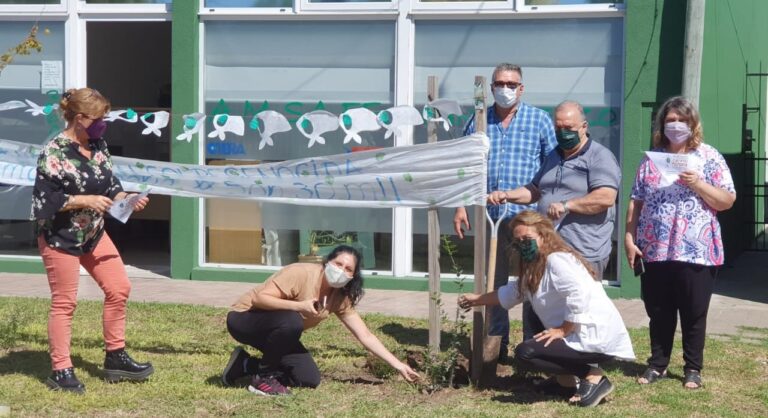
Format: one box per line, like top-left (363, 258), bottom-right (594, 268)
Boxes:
top-left (488, 100), bottom-right (621, 279)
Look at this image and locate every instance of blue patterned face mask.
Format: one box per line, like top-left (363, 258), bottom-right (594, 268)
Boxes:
top-left (517, 238), bottom-right (539, 262)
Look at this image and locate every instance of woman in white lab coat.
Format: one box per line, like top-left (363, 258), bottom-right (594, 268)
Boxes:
top-left (459, 210), bottom-right (634, 407)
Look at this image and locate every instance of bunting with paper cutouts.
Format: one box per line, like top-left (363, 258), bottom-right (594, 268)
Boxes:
top-left (0, 98), bottom-right (465, 145)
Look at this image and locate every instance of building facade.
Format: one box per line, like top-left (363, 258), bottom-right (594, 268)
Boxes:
top-left (0, 0), bottom-right (765, 298)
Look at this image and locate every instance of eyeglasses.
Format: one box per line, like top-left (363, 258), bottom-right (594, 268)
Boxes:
top-left (492, 81), bottom-right (522, 89)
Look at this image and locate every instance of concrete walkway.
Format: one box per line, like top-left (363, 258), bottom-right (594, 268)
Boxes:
top-left (1, 252), bottom-right (766, 337)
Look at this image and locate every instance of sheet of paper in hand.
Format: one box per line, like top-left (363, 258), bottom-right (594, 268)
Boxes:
top-left (645, 151), bottom-right (704, 187)
top-left (108, 190), bottom-right (149, 224)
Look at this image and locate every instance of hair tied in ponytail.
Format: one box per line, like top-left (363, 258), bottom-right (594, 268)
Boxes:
top-left (62, 91), bottom-right (72, 100)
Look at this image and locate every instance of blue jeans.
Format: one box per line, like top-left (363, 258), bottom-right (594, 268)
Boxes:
top-left (488, 218), bottom-right (515, 347)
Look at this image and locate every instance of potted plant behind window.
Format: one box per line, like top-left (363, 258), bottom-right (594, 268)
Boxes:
top-left (298, 230), bottom-right (324, 264)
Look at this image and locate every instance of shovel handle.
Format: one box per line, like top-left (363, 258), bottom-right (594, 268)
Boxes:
top-left (486, 237), bottom-right (498, 293)
top-left (484, 205), bottom-right (508, 294)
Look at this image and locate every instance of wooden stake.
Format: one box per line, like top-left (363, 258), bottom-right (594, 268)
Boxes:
top-left (470, 76), bottom-right (488, 385)
top-left (427, 75), bottom-right (441, 354)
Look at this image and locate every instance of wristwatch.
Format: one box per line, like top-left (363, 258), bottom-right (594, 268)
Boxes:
top-left (561, 200), bottom-right (569, 214)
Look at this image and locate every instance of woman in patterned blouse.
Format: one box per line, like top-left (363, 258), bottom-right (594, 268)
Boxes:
top-left (624, 96), bottom-right (736, 390)
top-left (31, 88), bottom-right (154, 394)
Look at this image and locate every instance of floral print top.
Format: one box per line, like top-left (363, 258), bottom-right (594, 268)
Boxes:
top-left (31, 134), bottom-right (123, 255)
top-left (630, 143), bottom-right (735, 266)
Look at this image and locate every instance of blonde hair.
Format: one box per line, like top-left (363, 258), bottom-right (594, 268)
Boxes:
top-left (509, 210), bottom-right (597, 296)
top-left (59, 88), bottom-right (110, 123)
top-left (652, 96), bottom-right (703, 150)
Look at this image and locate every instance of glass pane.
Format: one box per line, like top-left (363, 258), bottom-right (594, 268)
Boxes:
top-left (420, 0), bottom-right (504, 3)
top-left (85, 0), bottom-right (171, 3)
top-left (412, 18), bottom-right (623, 280)
top-left (526, 0), bottom-right (623, 4)
top-left (0, 1), bottom-right (59, 4)
top-left (204, 0), bottom-right (291, 6)
top-left (0, 22), bottom-right (65, 257)
top-left (309, 0), bottom-right (389, 3)
top-left (204, 21), bottom-right (395, 270)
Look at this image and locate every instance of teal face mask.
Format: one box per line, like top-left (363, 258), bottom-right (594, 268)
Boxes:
top-left (517, 238), bottom-right (539, 262)
top-left (556, 129), bottom-right (581, 150)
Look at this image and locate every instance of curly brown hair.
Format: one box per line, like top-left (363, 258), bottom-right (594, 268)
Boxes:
top-left (652, 96), bottom-right (703, 150)
top-left (509, 211), bottom-right (597, 297)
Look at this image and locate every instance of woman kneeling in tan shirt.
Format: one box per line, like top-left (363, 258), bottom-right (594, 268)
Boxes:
top-left (221, 245), bottom-right (420, 396)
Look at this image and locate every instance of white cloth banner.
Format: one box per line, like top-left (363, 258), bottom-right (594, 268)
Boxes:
top-left (0, 134), bottom-right (488, 208)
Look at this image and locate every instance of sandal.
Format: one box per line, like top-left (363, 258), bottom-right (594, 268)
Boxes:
top-left (532, 375), bottom-right (577, 397)
top-left (637, 367), bottom-right (667, 385)
top-left (683, 369), bottom-right (702, 389)
top-left (569, 376), bottom-right (614, 407)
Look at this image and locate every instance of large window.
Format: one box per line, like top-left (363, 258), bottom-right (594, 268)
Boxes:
top-left (0, 21), bottom-right (65, 256)
top-left (203, 21), bottom-right (396, 270)
top-left (411, 18), bottom-right (624, 278)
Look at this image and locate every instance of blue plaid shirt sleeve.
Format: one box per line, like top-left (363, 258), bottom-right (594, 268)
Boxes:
top-left (539, 112), bottom-right (557, 162)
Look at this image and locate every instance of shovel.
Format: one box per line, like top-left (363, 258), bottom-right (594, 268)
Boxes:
top-left (478, 205), bottom-right (509, 387)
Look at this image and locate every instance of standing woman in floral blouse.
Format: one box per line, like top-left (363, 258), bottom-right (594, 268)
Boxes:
top-left (624, 96), bottom-right (736, 390)
top-left (32, 88), bottom-right (154, 394)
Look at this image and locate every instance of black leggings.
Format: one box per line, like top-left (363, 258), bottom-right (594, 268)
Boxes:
top-left (226, 310), bottom-right (321, 388)
top-left (514, 338), bottom-right (612, 379)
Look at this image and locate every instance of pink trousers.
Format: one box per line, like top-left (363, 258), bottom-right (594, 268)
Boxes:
top-left (38, 234), bottom-right (131, 371)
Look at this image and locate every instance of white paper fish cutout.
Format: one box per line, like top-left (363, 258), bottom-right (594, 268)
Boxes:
top-left (422, 99), bottom-right (463, 131)
top-left (176, 113), bottom-right (206, 142)
top-left (339, 108), bottom-right (381, 144)
top-left (207, 114), bottom-right (244, 141)
top-left (105, 109), bottom-right (138, 123)
top-left (377, 106), bottom-right (423, 140)
top-left (251, 110), bottom-right (291, 150)
top-left (0, 100), bottom-right (27, 112)
top-left (139, 111), bottom-right (170, 137)
top-left (296, 110), bottom-right (338, 148)
top-left (24, 99), bottom-right (57, 116)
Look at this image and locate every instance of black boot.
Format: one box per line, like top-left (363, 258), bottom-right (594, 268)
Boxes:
top-left (221, 347), bottom-right (261, 386)
top-left (46, 367), bottom-right (85, 394)
top-left (103, 348), bottom-right (154, 383)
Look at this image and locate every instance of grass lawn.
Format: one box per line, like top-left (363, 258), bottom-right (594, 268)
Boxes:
top-left (1, 296), bottom-right (767, 417)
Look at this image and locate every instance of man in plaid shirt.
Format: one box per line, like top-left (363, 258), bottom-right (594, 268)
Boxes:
top-left (453, 63), bottom-right (557, 362)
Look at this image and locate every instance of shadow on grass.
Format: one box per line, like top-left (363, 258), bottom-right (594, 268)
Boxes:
top-left (378, 323), bottom-right (470, 351)
top-left (20, 332), bottom-right (225, 356)
top-left (603, 358), bottom-right (647, 378)
top-left (0, 350), bottom-right (102, 382)
top-left (204, 374), bottom-right (251, 388)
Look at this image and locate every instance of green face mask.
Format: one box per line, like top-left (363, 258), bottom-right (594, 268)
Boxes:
top-left (517, 238), bottom-right (539, 262)
top-left (556, 129), bottom-right (581, 150)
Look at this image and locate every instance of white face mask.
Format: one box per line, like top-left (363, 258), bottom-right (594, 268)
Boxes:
top-left (325, 263), bottom-right (353, 288)
top-left (664, 121), bottom-right (691, 144)
top-left (492, 86), bottom-right (518, 109)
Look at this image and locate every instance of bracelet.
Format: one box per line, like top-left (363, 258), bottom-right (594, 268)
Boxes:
top-left (561, 200), bottom-right (569, 214)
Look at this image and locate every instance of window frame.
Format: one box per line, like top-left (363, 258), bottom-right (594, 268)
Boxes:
top-left (517, 0), bottom-right (624, 13)
top-left (197, 15), bottom-right (402, 276)
top-left (413, 0), bottom-right (515, 13)
top-left (77, 0), bottom-right (172, 16)
top-left (0, 0), bottom-right (68, 14)
top-left (197, 0), bottom-right (626, 280)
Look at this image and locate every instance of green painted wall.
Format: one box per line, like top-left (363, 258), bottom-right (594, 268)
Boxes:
top-left (619, 0), bottom-right (686, 297)
top-left (700, 0), bottom-right (768, 259)
top-left (170, 0), bottom-right (200, 280)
